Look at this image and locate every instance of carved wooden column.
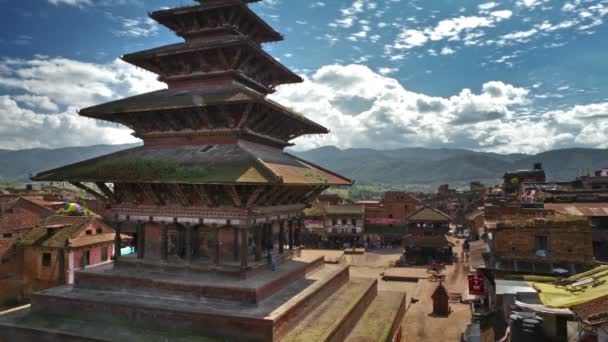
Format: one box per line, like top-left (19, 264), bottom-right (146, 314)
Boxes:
top-left (214, 224), bottom-right (221, 266)
top-left (114, 223), bottom-right (121, 261)
top-left (288, 220), bottom-right (294, 250)
top-left (255, 225), bottom-right (262, 262)
top-left (160, 222), bottom-right (168, 261)
top-left (185, 223), bottom-right (193, 261)
top-left (279, 220), bottom-right (285, 254)
top-left (137, 223), bottom-right (145, 259)
top-left (240, 227), bottom-right (249, 270)
top-left (233, 227), bottom-right (239, 261)
top-left (268, 223), bottom-right (274, 251)
top-left (295, 217), bottom-right (302, 247)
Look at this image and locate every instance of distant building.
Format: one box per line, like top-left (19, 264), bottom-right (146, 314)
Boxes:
top-left (364, 191), bottom-right (422, 221)
top-left (503, 163), bottom-right (546, 194)
top-left (491, 215), bottom-right (594, 275)
top-left (403, 207), bottom-right (452, 264)
top-left (0, 197), bottom-right (57, 270)
top-left (544, 202), bottom-right (608, 262)
top-left (15, 215), bottom-right (116, 297)
top-left (303, 201), bottom-right (364, 248)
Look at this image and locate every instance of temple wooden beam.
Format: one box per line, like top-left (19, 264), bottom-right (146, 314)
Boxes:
top-left (95, 182), bottom-right (118, 203)
top-left (237, 103), bottom-right (254, 128)
top-left (245, 186), bottom-right (265, 209)
top-left (172, 184), bottom-right (192, 207)
top-left (226, 185), bottom-right (243, 208)
top-left (194, 184), bottom-right (215, 207)
top-left (265, 187), bottom-right (292, 206)
top-left (231, 48), bottom-right (243, 69)
top-left (69, 182), bottom-right (108, 202)
top-left (139, 183), bottom-right (164, 206)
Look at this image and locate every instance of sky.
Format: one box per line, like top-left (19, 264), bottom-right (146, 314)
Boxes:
top-left (0, 0), bottom-right (607, 154)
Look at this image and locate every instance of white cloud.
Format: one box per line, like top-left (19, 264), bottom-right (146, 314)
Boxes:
top-left (270, 64), bottom-right (608, 154)
top-left (478, 2), bottom-right (498, 11)
top-left (394, 29), bottom-right (428, 49)
top-left (112, 17), bottom-right (158, 38)
top-left (392, 13), bottom-right (511, 51)
top-left (47, 0), bottom-right (92, 7)
top-left (13, 95), bottom-right (59, 112)
top-left (0, 56), bottom-right (163, 149)
top-left (490, 10), bottom-right (513, 20)
top-left (440, 47), bottom-right (455, 55)
top-left (2, 57), bottom-right (607, 154)
top-left (0, 96), bottom-right (139, 150)
top-left (517, 0), bottom-right (549, 8)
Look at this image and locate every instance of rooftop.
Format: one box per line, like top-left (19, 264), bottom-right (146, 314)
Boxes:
top-left (150, 1), bottom-right (282, 43)
top-left (15, 215), bottom-right (97, 248)
top-left (121, 36), bottom-right (302, 85)
top-left (406, 206), bottom-right (451, 222)
top-left (78, 82), bottom-right (327, 137)
top-left (31, 142), bottom-right (352, 186)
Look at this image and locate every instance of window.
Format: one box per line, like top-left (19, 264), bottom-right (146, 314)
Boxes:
top-left (2, 233), bottom-right (12, 239)
top-left (96, 228), bottom-right (102, 234)
top-left (85, 230), bottom-right (92, 235)
top-left (82, 251), bottom-right (90, 268)
top-left (101, 247), bottom-right (108, 261)
top-left (342, 219), bottom-right (348, 225)
top-left (332, 219), bottom-right (338, 225)
top-left (42, 253), bottom-right (51, 267)
top-left (534, 235), bottom-right (549, 251)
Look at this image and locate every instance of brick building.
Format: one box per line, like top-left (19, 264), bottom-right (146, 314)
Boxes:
top-left (0, 197), bottom-right (56, 269)
top-left (15, 215), bottom-right (115, 297)
top-left (492, 215), bottom-right (594, 275)
top-left (361, 191), bottom-right (422, 246)
top-left (503, 163), bottom-right (546, 194)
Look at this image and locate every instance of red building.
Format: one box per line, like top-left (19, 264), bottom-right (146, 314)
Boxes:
top-left (15, 215), bottom-right (115, 297)
top-left (503, 163), bottom-right (546, 194)
top-left (0, 197), bottom-right (56, 271)
top-left (361, 191), bottom-right (422, 246)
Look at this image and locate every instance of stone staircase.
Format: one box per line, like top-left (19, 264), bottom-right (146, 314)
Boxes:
top-left (0, 258), bottom-right (406, 342)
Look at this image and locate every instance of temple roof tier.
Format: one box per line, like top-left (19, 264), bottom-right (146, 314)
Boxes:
top-left (122, 36), bottom-right (301, 92)
top-left (31, 142), bottom-right (352, 186)
top-left (79, 82), bottom-right (328, 143)
top-left (150, 0), bottom-right (282, 44)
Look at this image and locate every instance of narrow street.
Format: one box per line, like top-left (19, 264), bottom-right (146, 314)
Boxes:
top-left (402, 238), bottom-right (472, 341)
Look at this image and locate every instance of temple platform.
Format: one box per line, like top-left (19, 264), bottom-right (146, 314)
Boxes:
top-left (1, 255), bottom-right (407, 341)
top-left (76, 254), bottom-right (322, 304)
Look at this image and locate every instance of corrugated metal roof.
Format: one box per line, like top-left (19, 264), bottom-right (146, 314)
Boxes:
top-left (496, 279), bottom-right (537, 295)
top-left (545, 203), bottom-right (608, 217)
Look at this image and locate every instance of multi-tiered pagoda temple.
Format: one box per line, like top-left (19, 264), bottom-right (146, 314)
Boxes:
top-left (32, 0), bottom-right (351, 271)
top-left (0, 2), bottom-right (408, 341)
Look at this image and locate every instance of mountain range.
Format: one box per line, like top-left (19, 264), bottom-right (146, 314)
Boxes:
top-left (1, 144), bottom-right (607, 192)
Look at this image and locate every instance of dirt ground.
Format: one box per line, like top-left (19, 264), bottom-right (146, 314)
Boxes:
top-left (303, 245), bottom-right (473, 341)
top-left (402, 238), bottom-right (472, 341)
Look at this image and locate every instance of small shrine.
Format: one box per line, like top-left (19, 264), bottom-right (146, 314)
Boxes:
top-left (432, 282), bottom-right (451, 316)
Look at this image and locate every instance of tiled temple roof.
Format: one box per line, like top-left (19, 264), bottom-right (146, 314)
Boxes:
top-left (151, 0), bottom-right (282, 43)
top-left (78, 82), bottom-right (327, 135)
top-left (31, 142), bottom-right (352, 186)
top-left (406, 206), bottom-right (451, 222)
top-left (121, 36), bottom-right (302, 84)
